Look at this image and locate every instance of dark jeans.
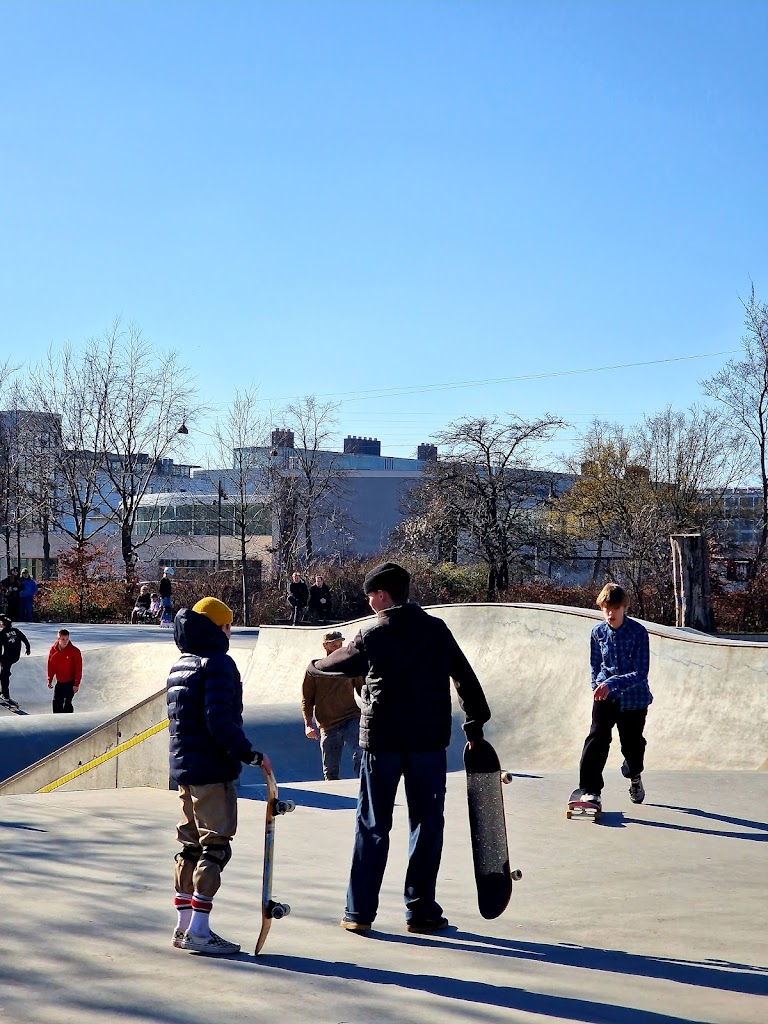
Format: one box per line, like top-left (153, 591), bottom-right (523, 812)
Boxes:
top-left (52, 681), bottom-right (76, 714)
top-left (18, 597), bottom-right (33, 621)
top-left (345, 749), bottom-right (446, 925)
top-left (579, 699), bottom-right (648, 794)
top-left (320, 715), bottom-right (363, 780)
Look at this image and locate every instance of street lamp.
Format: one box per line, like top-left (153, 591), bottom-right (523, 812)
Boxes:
top-left (217, 480), bottom-right (227, 570)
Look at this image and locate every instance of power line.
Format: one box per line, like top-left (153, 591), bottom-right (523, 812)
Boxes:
top-left (254, 350), bottom-right (737, 405)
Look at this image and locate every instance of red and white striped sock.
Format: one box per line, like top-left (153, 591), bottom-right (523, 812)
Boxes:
top-left (187, 892), bottom-right (214, 938)
top-left (174, 892), bottom-right (194, 933)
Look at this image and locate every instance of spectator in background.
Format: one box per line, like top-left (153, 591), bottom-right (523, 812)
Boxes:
top-left (159, 567), bottom-right (174, 614)
top-left (1, 568), bottom-right (21, 620)
top-left (308, 575), bottom-right (333, 624)
top-left (287, 572), bottom-right (309, 626)
top-left (131, 584), bottom-right (153, 624)
top-left (18, 569), bottom-right (38, 622)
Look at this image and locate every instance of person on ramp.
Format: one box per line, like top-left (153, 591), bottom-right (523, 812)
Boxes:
top-left (576, 583), bottom-right (652, 809)
top-left (167, 597), bottom-right (271, 956)
top-left (302, 630), bottom-right (363, 780)
top-left (47, 628), bottom-right (82, 713)
top-left (311, 561), bottom-right (491, 934)
top-left (0, 615), bottom-right (31, 705)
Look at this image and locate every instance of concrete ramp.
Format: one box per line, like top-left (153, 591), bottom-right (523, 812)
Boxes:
top-left (0, 695), bottom-right (336, 796)
top-left (0, 629), bottom-right (260, 784)
top-left (6, 636), bottom-right (256, 716)
top-left (250, 604), bottom-right (768, 771)
top-left (4, 603), bottom-right (766, 794)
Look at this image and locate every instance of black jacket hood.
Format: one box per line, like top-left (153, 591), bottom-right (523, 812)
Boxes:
top-left (173, 608), bottom-right (230, 657)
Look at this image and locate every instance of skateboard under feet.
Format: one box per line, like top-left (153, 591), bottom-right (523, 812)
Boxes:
top-left (566, 788), bottom-right (601, 821)
top-left (464, 739), bottom-right (522, 920)
top-left (0, 697), bottom-right (27, 715)
top-left (254, 765), bottom-right (295, 954)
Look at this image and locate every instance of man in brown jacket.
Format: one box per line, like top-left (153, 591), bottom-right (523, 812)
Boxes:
top-left (302, 630), bottom-right (363, 780)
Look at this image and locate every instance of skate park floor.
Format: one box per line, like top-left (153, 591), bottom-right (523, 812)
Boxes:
top-left (3, 768), bottom-right (766, 1024)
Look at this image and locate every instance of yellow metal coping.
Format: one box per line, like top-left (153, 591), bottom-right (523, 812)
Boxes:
top-left (37, 719), bottom-right (170, 794)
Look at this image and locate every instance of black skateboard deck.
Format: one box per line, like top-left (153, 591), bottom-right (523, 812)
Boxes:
top-left (464, 739), bottom-right (522, 920)
top-left (255, 765), bottom-right (295, 954)
top-left (566, 788), bottom-right (601, 820)
top-left (0, 698), bottom-right (27, 715)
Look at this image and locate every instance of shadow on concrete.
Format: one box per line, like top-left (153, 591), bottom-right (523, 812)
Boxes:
top-left (629, 806), bottom-right (768, 842)
top-left (593, 810), bottom-right (626, 828)
top-left (289, 927), bottom-right (768, 999)
top-left (239, 783), bottom-right (358, 810)
top-left (260, 950), bottom-right (731, 1023)
top-left (650, 804), bottom-right (768, 833)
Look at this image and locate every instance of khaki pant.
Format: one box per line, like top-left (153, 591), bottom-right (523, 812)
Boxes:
top-left (175, 781), bottom-right (238, 898)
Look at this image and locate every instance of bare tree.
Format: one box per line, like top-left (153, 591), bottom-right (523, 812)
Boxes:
top-left (27, 340), bottom-right (113, 556)
top-left (0, 374), bottom-right (59, 574)
top-left (93, 320), bottom-right (200, 579)
top-left (269, 396), bottom-right (346, 571)
top-left (398, 413), bottom-right (567, 599)
top-left (702, 286), bottom-right (768, 569)
top-left (210, 386), bottom-right (270, 625)
top-left (558, 407), bottom-right (746, 617)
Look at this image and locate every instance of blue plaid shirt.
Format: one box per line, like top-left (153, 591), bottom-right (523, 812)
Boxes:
top-left (590, 616), bottom-right (653, 711)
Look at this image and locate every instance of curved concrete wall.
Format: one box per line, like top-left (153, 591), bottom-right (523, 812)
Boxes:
top-left (249, 605), bottom-right (768, 771)
top-left (3, 604), bottom-right (766, 795)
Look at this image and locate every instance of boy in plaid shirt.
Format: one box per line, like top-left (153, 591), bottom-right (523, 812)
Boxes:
top-left (577, 583), bottom-right (652, 807)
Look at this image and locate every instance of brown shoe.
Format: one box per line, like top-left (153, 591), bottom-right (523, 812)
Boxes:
top-left (406, 916), bottom-right (449, 933)
top-left (340, 918), bottom-right (371, 932)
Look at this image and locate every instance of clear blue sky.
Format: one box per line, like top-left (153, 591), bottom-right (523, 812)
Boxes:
top-left (1, 0), bottom-right (766, 467)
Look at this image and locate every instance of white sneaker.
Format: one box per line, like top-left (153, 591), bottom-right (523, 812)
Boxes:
top-left (180, 930), bottom-right (241, 955)
top-left (172, 928), bottom-right (185, 948)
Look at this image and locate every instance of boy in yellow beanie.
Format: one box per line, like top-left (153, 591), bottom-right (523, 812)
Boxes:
top-left (167, 597), bottom-right (272, 955)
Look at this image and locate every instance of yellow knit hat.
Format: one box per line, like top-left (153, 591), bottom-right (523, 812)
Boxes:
top-left (192, 597), bottom-right (233, 627)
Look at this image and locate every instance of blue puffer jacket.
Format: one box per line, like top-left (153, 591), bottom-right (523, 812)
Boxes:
top-left (167, 608), bottom-right (255, 785)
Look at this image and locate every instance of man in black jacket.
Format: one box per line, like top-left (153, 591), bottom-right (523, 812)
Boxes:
top-left (311, 561), bottom-right (491, 934)
top-left (0, 614), bottom-right (31, 705)
top-left (308, 575), bottom-right (333, 624)
top-left (167, 597), bottom-right (271, 956)
top-left (287, 571), bottom-right (309, 625)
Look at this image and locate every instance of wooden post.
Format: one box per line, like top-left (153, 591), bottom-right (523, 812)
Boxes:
top-left (670, 533), bottom-right (714, 632)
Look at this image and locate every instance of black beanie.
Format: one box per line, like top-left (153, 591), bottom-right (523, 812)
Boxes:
top-left (363, 561), bottom-right (410, 601)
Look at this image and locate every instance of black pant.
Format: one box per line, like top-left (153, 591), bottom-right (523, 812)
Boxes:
top-left (0, 661), bottom-right (12, 700)
top-left (52, 681), bottom-right (76, 714)
top-left (579, 699), bottom-right (647, 794)
top-left (290, 604), bottom-right (306, 626)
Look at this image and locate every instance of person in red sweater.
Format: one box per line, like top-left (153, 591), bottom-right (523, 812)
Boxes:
top-left (47, 628), bottom-right (83, 714)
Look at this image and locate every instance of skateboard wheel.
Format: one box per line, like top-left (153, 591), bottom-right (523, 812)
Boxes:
top-left (501, 772), bottom-right (514, 784)
top-left (511, 869), bottom-right (523, 881)
top-left (566, 811), bottom-right (573, 819)
top-left (283, 800), bottom-right (296, 813)
top-left (271, 903), bottom-right (290, 920)
top-left (275, 800), bottom-right (296, 815)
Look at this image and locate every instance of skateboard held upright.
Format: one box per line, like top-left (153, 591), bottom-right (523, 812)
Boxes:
top-left (254, 764), bottom-right (295, 954)
top-left (464, 738), bottom-right (522, 920)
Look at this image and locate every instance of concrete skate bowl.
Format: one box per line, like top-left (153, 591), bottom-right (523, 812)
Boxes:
top-left (2, 603), bottom-right (767, 796)
top-left (248, 604), bottom-right (768, 772)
